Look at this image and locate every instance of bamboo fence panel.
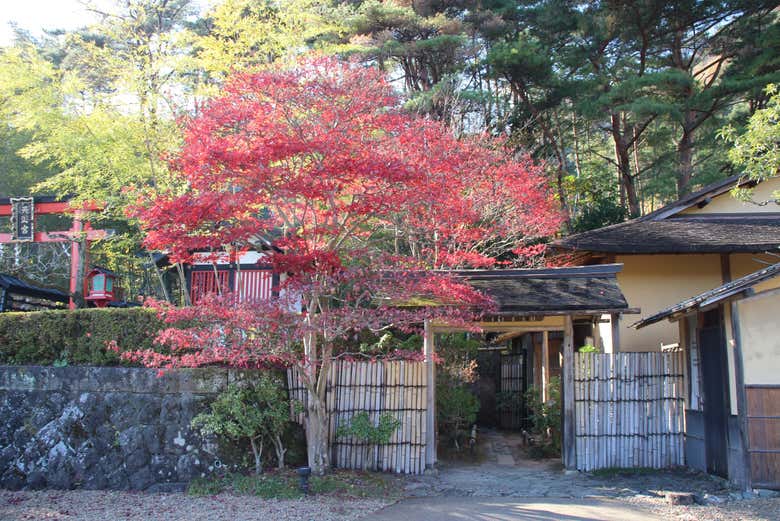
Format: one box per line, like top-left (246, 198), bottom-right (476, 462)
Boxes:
top-left (574, 351), bottom-right (685, 472)
top-left (287, 360), bottom-right (427, 474)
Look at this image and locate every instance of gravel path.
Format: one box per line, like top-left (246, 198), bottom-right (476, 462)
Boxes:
top-left (0, 490), bottom-right (389, 521)
top-left (626, 495), bottom-right (780, 521)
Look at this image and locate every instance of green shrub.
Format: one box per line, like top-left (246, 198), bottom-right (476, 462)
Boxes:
top-left (0, 307), bottom-right (163, 365)
top-left (192, 374), bottom-right (298, 475)
top-left (525, 376), bottom-right (562, 457)
top-left (436, 380), bottom-right (480, 451)
top-left (336, 412), bottom-right (401, 470)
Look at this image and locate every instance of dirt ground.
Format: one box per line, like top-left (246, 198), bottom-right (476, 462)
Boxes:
top-left (0, 489), bottom-right (388, 521)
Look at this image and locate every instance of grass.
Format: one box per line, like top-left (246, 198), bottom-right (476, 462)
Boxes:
top-left (187, 468), bottom-right (405, 499)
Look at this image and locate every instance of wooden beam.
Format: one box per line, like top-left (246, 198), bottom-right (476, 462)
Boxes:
top-left (541, 331), bottom-right (550, 403)
top-left (610, 313), bottom-right (621, 353)
top-left (432, 324), bottom-right (564, 334)
top-left (730, 300), bottom-right (752, 491)
top-left (0, 229), bottom-right (108, 243)
top-left (562, 315), bottom-right (576, 470)
top-left (0, 200), bottom-right (102, 216)
top-left (423, 320), bottom-right (436, 468)
top-left (483, 308), bottom-right (641, 317)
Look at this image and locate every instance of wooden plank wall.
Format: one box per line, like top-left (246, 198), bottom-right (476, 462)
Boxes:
top-left (287, 360), bottom-right (427, 474)
top-left (574, 352), bottom-right (685, 471)
top-left (746, 386), bottom-right (780, 489)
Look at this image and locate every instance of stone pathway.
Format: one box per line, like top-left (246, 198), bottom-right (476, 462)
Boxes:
top-left (402, 429), bottom-right (733, 501)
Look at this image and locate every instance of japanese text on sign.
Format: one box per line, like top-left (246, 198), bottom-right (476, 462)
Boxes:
top-left (10, 197), bottom-right (34, 241)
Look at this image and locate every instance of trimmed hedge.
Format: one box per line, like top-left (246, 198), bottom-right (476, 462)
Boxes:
top-left (0, 308), bottom-right (164, 366)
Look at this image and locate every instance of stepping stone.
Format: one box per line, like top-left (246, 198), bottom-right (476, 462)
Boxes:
top-left (496, 454), bottom-right (516, 466)
top-left (665, 492), bottom-right (695, 505)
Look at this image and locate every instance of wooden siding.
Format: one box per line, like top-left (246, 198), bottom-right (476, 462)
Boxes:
top-left (189, 270), bottom-right (230, 303)
top-left (746, 386), bottom-right (780, 489)
top-left (287, 360), bottom-right (427, 474)
top-left (190, 268), bottom-right (273, 303)
top-left (235, 269), bottom-right (273, 302)
top-left (574, 352), bottom-right (685, 471)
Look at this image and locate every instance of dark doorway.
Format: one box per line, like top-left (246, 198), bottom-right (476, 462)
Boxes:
top-left (498, 352), bottom-right (527, 430)
top-left (475, 337), bottom-right (530, 430)
top-left (699, 308), bottom-right (730, 478)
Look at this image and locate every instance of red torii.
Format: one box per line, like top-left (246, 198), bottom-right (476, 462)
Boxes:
top-left (0, 196), bottom-right (109, 309)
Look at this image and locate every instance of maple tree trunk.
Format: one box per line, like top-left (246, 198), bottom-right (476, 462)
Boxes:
top-left (303, 327), bottom-right (331, 476)
top-left (272, 434), bottom-right (286, 469)
top-left (249, 436), bottom-right (263, 475)
top-left (305, 391), bottom-right (330, 475)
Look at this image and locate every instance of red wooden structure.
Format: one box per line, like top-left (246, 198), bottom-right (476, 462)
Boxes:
top-left (186, 251), bottom-right (275, 304)
top-left (0, 196), bottom-right (108, 309)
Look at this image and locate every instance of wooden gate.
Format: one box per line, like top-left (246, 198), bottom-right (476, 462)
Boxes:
top-left (499, 353), bottom-right (527, 430)
top-left (287, 360), bottom-right (427, 474)
top-left (574, 352), bottom-right (685, 471)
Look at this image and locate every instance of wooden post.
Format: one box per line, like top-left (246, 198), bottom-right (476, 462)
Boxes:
top-left (541, 331), bottom-right (550, 402)
top-left (730, 300), bottom-right (752, 491)
top-left (563, 315), bottom-right (576, 470)
top-left (68, 213), bottom-right (84, 310)
top-left (610, 313), bottom-right (621, 353)
top-left (424, 320), bottom-right (436, 468)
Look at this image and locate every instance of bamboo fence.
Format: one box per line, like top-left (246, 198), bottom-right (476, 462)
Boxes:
top-left (287, 360), bottom-right (427, 474)
top-left (574, 351), bottom-right (685, 471)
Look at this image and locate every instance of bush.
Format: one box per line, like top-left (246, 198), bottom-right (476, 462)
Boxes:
top-left (336, 412), bottom-right (401, 471)
top-left (0, 307), bottom-right (163, 365)
top-left (437, 380), bottom-right (480, 451)
top-left (524, 376), bottom-right (562, 458)
top-left (192, 374), bottom-right (298, 475)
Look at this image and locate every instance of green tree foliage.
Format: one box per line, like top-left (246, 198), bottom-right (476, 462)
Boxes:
top-left (192, 375), bottom-right (297, 474)
top-left (187, 0), bottom-right (343, 91)
top-left (0, 1), bottom-right (196, 297)
top-left (721, 84), bottom-right (780, 204)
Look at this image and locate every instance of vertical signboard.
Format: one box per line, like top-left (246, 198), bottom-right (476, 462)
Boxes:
top-left (10, 197), bottom-right (34, 242)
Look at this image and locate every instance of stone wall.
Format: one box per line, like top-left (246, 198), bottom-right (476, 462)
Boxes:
top-left (0, 366), bottom-right (238, 491)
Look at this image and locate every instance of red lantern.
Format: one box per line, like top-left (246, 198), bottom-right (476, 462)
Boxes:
top-left (84, 267), bottom-right (118, 308)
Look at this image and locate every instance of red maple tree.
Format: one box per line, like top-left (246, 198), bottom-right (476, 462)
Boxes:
top-left (129, 57), bottom-right (561, 474)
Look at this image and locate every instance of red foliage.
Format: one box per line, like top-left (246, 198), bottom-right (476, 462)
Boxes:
top-left (129, 56), bottom-right (561, 370)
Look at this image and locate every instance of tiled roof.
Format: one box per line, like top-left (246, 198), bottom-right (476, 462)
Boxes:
top-left (456, 264), bottom-right (630, 314)
top-left (554, 175), bottom-right (780, 254)
top-left (554, 215), bottom-right (780, 254)
top-left (0, 273), bottom-right (70, 302)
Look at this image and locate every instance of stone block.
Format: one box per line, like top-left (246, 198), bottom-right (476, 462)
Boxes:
top-left (665, 492), bottom-right (695, 505)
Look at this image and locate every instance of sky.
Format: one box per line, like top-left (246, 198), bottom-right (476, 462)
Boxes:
top-left (0, 1), bottom-right (101, 45)
top-left (0, 0), bottom-right (212, 46)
